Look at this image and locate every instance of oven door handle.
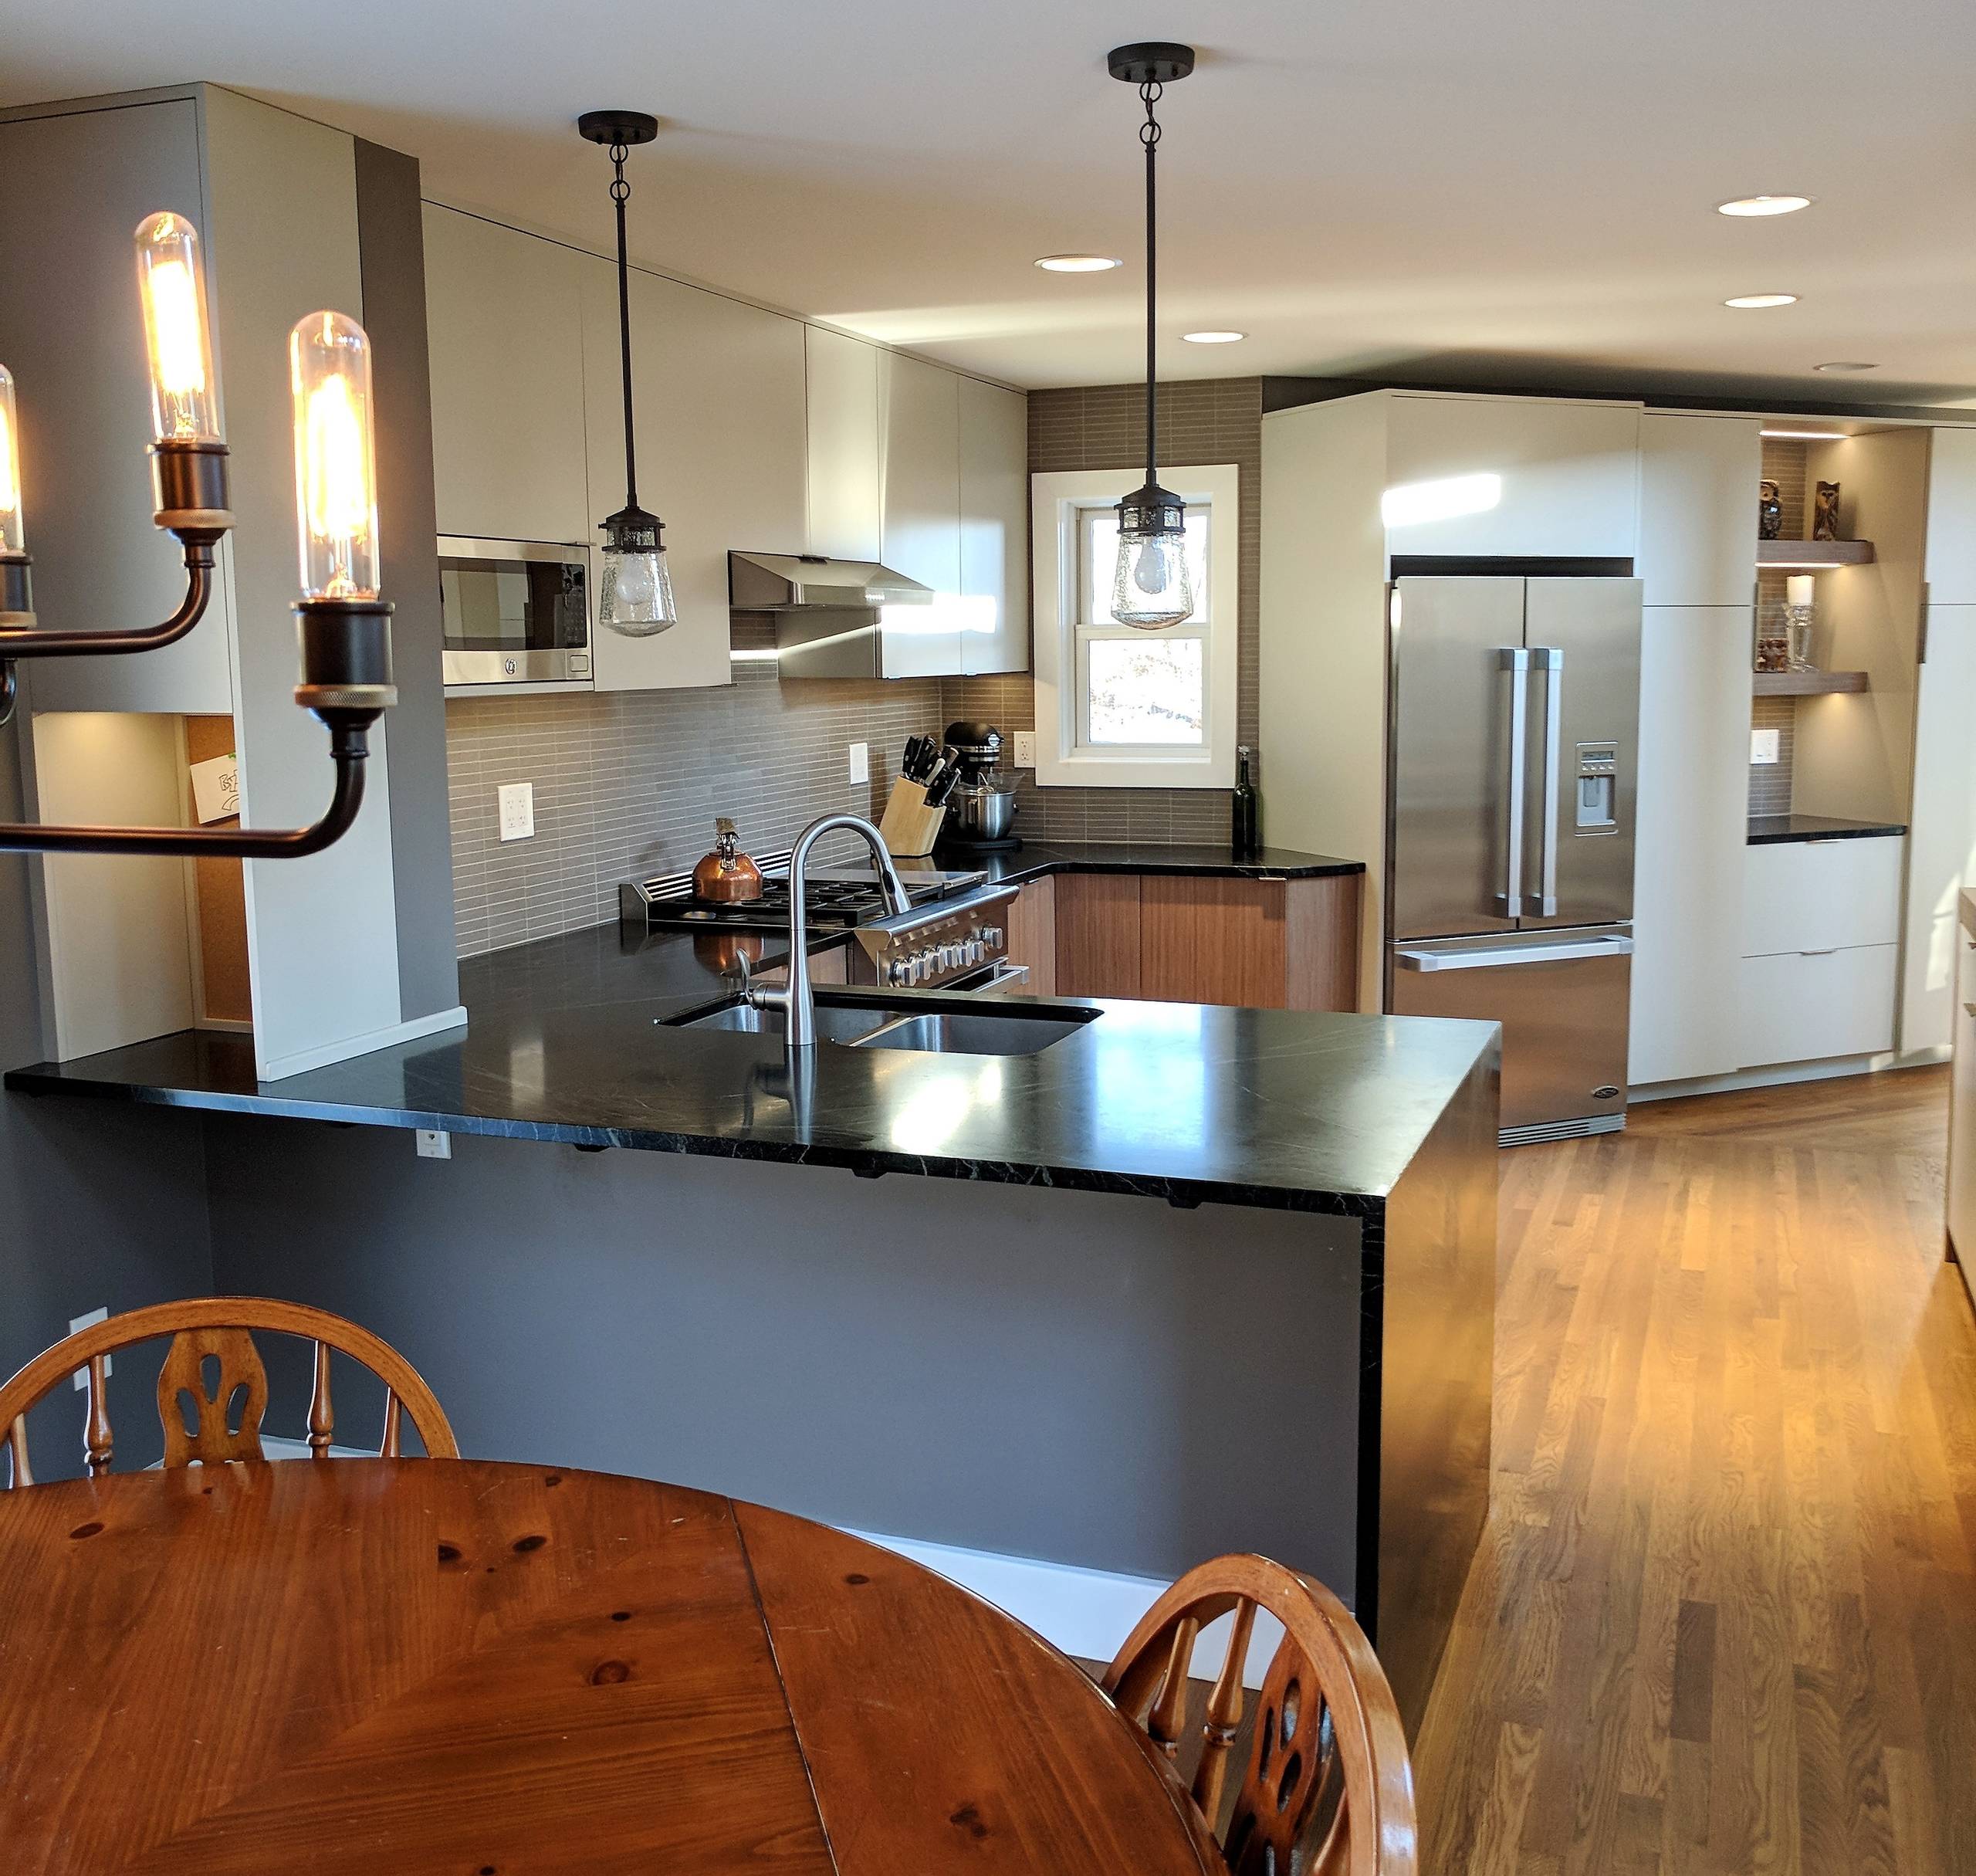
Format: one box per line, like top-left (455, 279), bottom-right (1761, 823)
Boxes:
top-left (973, 960), bottom-right (1030, 994)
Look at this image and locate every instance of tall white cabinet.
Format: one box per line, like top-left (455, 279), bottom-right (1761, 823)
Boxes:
top-left (1627, 414), bottom-right (1759, 1084)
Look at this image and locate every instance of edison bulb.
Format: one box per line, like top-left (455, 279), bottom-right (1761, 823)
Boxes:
top-left (1112, 526), bottom-right (1194, 629)
top-left (134, 213), bottom-right (221, 445)
top-left (289, 310), bottom-right (380, 600)
top-left (0, 364), bottom-right (24, 555)
top-left (598, 544), bottom-right (675, 638)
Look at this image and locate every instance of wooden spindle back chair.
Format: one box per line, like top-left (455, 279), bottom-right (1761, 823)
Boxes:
top-left (0, 1297), bottom-right (458, 1488)
top-left (1102, 1555), bottom-right (1417, 1876)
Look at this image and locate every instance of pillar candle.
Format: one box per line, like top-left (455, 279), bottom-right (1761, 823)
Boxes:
top-left (1786, 574), bottom-right (1815, 608)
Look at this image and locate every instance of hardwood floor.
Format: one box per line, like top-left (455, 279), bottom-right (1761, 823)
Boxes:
top-left (1415, 1064), bottom-right (1976, 1875)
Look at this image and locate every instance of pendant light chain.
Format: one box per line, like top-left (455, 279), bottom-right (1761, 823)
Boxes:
top-left (609, 140), bottom-right (639, 512)
top-left (1140, 80), bottom-right (1162, 487)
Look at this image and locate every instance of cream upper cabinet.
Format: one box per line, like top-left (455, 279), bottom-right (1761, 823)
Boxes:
top-left (1382, 393), bottom-right (1641, 561)
top-left (423, 205), bottom-right (591, 546)
top-left (581, 258), bottom-right (807, 692)
top-left (1926, 426), bottom-right (1976, 603)
top-left (1900, 604), bottom-right (1976, 1054)
top-left (1628, 604), bottom-right (1753, 1085)
top-left (1636, 412), bottom-right (1761, 608)
top-left (958, 376), bottom-right (1029, 675)
top-left (804, 326), bottom-right (883, 561)
top-left (878, 350), bottom-right (963, 679)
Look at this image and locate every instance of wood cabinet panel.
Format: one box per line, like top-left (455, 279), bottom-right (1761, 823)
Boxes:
top-left (1054, 873), bottom-right (1142, 998)
top-left (185, 715), bottom-right (250, 1025)
top-left (1284, 875), bottom-right (1362, 1012)
top-left (1001, 875), bottom-right (1056, 997)
top-left (1139, 877), bottom-right (1286, 1007)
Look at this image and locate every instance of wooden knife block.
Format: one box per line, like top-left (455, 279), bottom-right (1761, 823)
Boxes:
top-left (878, 778), bottom-right (947, 858)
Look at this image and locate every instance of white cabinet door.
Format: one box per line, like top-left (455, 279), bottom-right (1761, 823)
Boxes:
top-left (1636, 412), bottom-right (1761, 608)
top-left (804, 326), bottom-right (882, 561)
top-left (1900, 604), bottom-right (1976, 1053)
top-left (878, 350), bottom-right (962, 679)
top-left (1926, 427), bottom-right (1976, 604)
top-left (1382, 393), bottom-right (1641, 561)
top-left (1628, 606), bottom-right (1752, 1085)
top-left (583, 259), bottom-right (807, 692)
top-left (958, 376), bottom-right (1028, 675)
top-left (1742, 837), bottom-right (1904, 957)
top-left (1737, 946), bottom-right (1899, 1068)
top-left (422, 205), bottom-right (590, 545)
top-left (1949, 924), bottom-right (1976, 1268)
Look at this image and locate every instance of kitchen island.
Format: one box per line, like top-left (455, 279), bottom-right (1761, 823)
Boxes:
top-left (8, 852), bottom-right (1494, 1736)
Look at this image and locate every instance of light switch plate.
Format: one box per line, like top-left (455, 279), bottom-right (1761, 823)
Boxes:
top-left (1013, 731), bottom-right (1037, 769)
top-left (69, 1306), bottom-right (109, 1389)
top-left (848, 741), bottom-right (869, 786)
top-left (497, 781), bottom-right (535, 841)
top-left (415, 1129), bottom-right (452, 1160)
top-left (1751, 727), bottom-right (1781, 766)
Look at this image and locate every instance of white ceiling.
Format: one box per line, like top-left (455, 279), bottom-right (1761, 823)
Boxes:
top-left (5, 0), bottom-right (1975, 402)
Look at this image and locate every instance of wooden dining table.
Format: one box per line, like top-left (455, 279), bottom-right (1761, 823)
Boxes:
top-left (0, 1458), bottom-right (1227, 1873)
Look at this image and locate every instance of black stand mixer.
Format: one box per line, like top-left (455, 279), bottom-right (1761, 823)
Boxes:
top-left (933, 720), bottom-right (1022, 855)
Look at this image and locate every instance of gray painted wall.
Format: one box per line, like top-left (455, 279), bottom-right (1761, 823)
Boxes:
top-left (203, 1113), bottom-right (1367, 1590)
top-left (1, 718), bottom-right (215, 1479)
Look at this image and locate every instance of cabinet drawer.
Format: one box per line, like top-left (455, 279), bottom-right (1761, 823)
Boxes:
top-left (1736, 945), bottom-right (1897, 1068)
top-left (1741, 838), bottom-right (1903, 957)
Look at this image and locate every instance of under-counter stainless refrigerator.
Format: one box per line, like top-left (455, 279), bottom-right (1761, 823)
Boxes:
top-left (1386, 575), bottom-right (1643, 1144)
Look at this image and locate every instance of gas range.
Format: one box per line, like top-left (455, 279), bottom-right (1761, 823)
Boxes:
top-left (620, 855), bottom-right (1024, 992)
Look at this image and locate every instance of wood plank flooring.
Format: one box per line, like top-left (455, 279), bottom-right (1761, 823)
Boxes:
top-left (1414, 1065), bottom-right (1976, 1875)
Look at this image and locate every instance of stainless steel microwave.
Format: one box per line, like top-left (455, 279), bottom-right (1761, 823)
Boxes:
top-left (438, 537), bottom-right (593, 689)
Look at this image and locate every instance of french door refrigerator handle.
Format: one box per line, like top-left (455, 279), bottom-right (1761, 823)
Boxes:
top-left (1393, 933), bottom-right (1636, 972)
top-left (1534, 646), bottom-right (1563, 917)
top-left (1496, 647), bottom-right (1529, 917)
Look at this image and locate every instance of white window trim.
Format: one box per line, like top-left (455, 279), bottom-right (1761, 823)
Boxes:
top-left (1030, 463), bottom-right (1240, 789)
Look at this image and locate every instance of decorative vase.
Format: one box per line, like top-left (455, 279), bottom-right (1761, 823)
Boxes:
top-left (1758, 481), bottom-right (1783, 540)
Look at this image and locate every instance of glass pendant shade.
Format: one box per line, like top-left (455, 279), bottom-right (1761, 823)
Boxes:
top-left (289, 311), bottom-right (381, 601)
top-left (597, 504), bottom-right (676, 638)
top-left (134, 213), bottom-right (222, 445)
top-left (0, 364), bottom-right (25, 554)
top-left (1111, 479), bottom-right (1193, 628)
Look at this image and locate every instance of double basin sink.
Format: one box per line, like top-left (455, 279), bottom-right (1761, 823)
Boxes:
top-left (669, 994), bottom-right (1095, 1058)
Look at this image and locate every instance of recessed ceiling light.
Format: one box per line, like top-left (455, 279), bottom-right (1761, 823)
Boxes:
top-left (1034, 254), bottom-right (1122, 273)
top-left (1761, 428), bottom-right (1850, 441)
top-left (1813, 361), bottom-right (1879, 373)
top-left (1182, 330), bottom-right (1245, 344)
top-left (1724, 293), bottom-right (1798, 309)
top-left (1717, 195), bottom-right (1813, 217)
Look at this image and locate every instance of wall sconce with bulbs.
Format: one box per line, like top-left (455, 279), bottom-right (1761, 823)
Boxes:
top-left (0, 211), bottom-right (394, 858)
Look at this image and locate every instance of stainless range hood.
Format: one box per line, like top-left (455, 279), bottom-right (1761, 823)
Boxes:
top-left (729, 550), bottom-right (934, 679)
top-left (729, 550), bottom-right (932, 611)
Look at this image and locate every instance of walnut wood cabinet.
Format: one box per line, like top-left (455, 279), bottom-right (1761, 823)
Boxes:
top-left (1030, 870), bottom-right (1361, 1011)
top-left (1000, 873), bottom-right (1057, 996)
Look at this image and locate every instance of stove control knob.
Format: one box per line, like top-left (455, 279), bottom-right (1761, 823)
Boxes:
top-left (981, 926), bottom-right (1003, 950)
top-left (885, 957), bottom-right (905, 987)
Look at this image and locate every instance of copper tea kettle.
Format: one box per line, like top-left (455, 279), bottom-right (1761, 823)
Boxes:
top-left (691, 818), bottom-right (765, 902)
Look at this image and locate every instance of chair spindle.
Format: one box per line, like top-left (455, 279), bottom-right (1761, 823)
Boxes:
top-left (85, 1354), bottom-right (113, 1474)
top-left (1193, 1594), bottom-right (1257, 1818)
top-left (6, 1415), bottom-right (30, 1488)
top-left (307, 1342), bottom-right (335, 1456)
top-left (380, 1393), bottom-right (403, 1458)
top-left (1149, 1614), bottom-right (1200, 1756)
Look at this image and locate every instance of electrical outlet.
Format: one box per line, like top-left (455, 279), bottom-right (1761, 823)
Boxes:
top-left (1751, 726), bottom-right (1781, 766)
top-left (1012, 730), bottom-right (1037, 769)
top-left (848, 741), bottom-right (869, 786)
top-left (415, 1129), bottom-right (452, 1160)
top-left (69, 1306), bottom-right (109, 1389)
top-left (497, 781), bottom-right (535, 842)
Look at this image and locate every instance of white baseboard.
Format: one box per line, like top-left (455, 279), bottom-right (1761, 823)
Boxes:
top-left (258, 1004), bottom-right (468, 1082)
top-left (848, 1526), bottom-right (1286, 1687)
top-left (1632, 1046), bottom-right (1946, 1104)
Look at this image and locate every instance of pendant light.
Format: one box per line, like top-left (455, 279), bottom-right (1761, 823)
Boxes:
top-left (1107, 42), bottom-right (1195, 629)
top-left (579, 110), bottom-right (676, 638)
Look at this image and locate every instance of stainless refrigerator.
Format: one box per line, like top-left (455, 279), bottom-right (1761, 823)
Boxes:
top-left (1386, 575), bottom-right (1643, 1144)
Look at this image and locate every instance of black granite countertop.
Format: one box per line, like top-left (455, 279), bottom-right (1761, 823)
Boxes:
top-left (6, 906), bottom-right (1490, 1214)
top-left (1746, 813), bottom-right (1909, 845)
top-left (940, 840), bottom-right (1365, 883)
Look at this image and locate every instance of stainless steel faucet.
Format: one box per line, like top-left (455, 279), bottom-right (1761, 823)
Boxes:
top-left (746, 813), bottom-right (910, 1048)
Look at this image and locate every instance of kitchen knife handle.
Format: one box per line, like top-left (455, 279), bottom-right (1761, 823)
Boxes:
top-left (1496, 647), bottom-right (1529, 918)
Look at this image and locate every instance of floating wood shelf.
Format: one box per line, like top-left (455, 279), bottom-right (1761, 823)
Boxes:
top-left (1756, 538), bottom-right (1875, 567)
top-left (1753, 669), bottom-right (1869, 696)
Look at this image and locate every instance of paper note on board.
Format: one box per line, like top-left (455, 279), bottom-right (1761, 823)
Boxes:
top-left (190, 752), bottom-right (239, 824)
